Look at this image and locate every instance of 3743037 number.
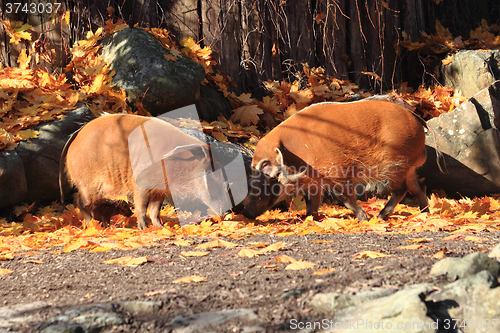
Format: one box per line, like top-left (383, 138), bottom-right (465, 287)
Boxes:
top-left (5, 3), bottom-right (62, 14)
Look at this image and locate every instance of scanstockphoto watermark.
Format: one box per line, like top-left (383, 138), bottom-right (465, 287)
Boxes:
top-left (289, 318), bottom-right (441, 330)
top-left (128, 104), bottom-right (248, 225)
top-left (248, 165), bottom-right (381, 198)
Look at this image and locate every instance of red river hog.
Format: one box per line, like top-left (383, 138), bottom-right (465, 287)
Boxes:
top-left (60, 114), bottom-right (222, 229)
top-left (242, 100), bottom-right (430, 220)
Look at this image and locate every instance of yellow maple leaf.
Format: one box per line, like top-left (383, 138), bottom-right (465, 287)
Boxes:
top-left (22, 259), bottom-right (43, 264)
top-left (0, 253), bottom-right (13, 260)
top-left (64, 10), bottom-right (71, 25)
top-left (181, 250), bottom-right (210, 257)
top-left (164, 54), bottom-right (178, 62)
top-left (276, 255), bottom-right (297, 263)
top-left (15, 129), bottom-right (38, 140)
top-left (17, 49), bottom-right (31, 70)
top-left (352, 251), bottom-right (391, 260)
top-left (196, 239), bottom-right (238, 249)
top-left (432, 248), bottom-right (448, 259)
top-left (0, 268), bottom-right (13, 275)
top-left (102, 256), bottom-right (150, 266)
top-left (313, 268), bottom-right (335, 275)
top-left (397, 244), bottom-right (428, 250)
top-left (405, 238), bottom-right (430, 243)
top-left (63, 239), bottom-right (89, 253)
top-left (464, 236), bottom-right (487, 242)
top-left (1, 20), bottom-right (32, 45)
top-left (230, 105), bottom-right (263, 127)
top-left (172, 275), bottom-right (207, 284)
top-left (259, 242), bottom-right (286, 253)
top-left (285, 260), bottom-right (316, 270)
top-left (238, 248), bottom-right (261, 258)
top-left (171, 239), bottom-right (192, 246)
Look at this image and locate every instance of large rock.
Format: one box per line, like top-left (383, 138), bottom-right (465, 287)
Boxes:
top-left (421, 80), bottom-right (500, 197)
top-left (100, 27), bottom-right (205, 116)
top-left (313, 284), bottom-right (439, 333)
top-left (14, 104), bottom-right (94, 204)
top-left (0, 151), bottom-right (27, 209)
top-left (441, 50), bottom-right (500, 98)
top-left (429, 252), bottom-right (500, 280)
top-left (428, 271), bottom-right (500, 333)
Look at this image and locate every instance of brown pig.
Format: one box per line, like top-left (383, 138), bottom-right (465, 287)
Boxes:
top-left (60, 114), bottom-right (222, 229)
top-left (242, 100), bottom-right (431, 220)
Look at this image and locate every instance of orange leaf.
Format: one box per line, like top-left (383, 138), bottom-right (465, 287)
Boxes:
top-left (172, 275), bottom-right (207, 284)
top-left (258, 242), bottom-right (286, 253)
top-left (102, 256), bottom-right (150, 266)
top-left (352, 251), bottom-right (391, 260)
top-left (230, 105), bottom-right (263, 126)
top-left (397, 244), bottom-right (428, 250)
top-left (196, 239), bottom-right (238, 249)
top-left (276, 255), bottom-right (297, 263)
top-left (144, 290), bottom-right (168, 296)
top-left (22, 259), bottom-right (43, 264)
top-left (313, 268), bottom-right (335, 275)
top-left (0, 268), bottom-right (13, 275)
top-left (181, 251), bottom-right (210, 257)
top-left (238, 248), bottom-right (261, 258)
top-left (285, 260), bottom-right (316, 270)
top-left (464, 236), bottom-right (487, 242)
top-left (63, 239), bottom-right (89, 253)
top-left (432, 248), bottom-right (448, 259)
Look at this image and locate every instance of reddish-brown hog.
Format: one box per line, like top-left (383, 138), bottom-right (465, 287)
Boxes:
top-left (242, 100), bottom-right (429, 220)
top-left (60, 114), bottom-right (220, 229)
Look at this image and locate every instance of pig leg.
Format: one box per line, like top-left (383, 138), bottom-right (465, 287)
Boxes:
top-left (304, 187), bottom-right (323, 216)
top-left (133, 186), bottom-right (150, 230)
top-left (405, 170), bottom-right (430, 213)
top-left (378, 185), bottom-right (407, 219)
top-left (76, 193), bottom-right (93, 225)
top-left (147, 192), bottom-right (164, 228)
top-left (342, 192), bottom-right (369, 221)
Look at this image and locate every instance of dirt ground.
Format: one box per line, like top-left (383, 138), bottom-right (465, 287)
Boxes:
top-left (1, 229), bottom-right (499, 332)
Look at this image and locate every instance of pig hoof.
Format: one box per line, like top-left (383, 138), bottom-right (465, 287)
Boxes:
top-left (357, 211), bottom-right (369, 221)
top-left (152, 221), bottom-right (163, 228)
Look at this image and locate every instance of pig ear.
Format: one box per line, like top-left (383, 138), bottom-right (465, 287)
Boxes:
top-left (162, 143), bottom-right (209, 162)
top-left (255, 159), bottom-right (274, 177)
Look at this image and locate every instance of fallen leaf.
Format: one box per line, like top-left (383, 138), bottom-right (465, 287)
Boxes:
top-left (276, 255), bottom-right (297, 263)
top-left (313, 268), bottom-right (335, 275)
top-left (464, 236), bottom-right (487, 242)
top-left (371, 265), bottom-right (386, 270)
top-left (259, 242), bottom-right (286, 253)
top-left (238, 248), bottom-right (261, 258)
top-left (196, 239), bottom-right (238, 249)
top-left (102, 256), bottom-right (150, 266)
top-left (442, 235), bottom-right (464, 241)
top-left (397, 244), bottom-right (429, 250)
top-left (432, 248), bottom-right (448, 259)
top-left (181, 251), bottom-right (210, 257)
top-left (171, 239), bottom-right (192, 246)
top-left (0, 254), bottom-right (13, 260)
top-left (144, 290), bottom-right (167, 296)
top-left (352, 251), bottom-right (391, 260)
top-left (405, 238), bottom-right (431, 243)
top-left (22, 259), bottom-right (43, 264)
top-left (285, 260), bottom-right (316, 270)
top-left (247, 242), bottom-right (268, 249)
top-left (0, 268), bottom-right (13, 275)
top-left (172, 275), bottom-right (207, 284)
